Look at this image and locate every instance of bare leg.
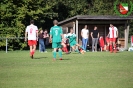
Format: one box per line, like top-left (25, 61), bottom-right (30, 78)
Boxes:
top-left (29, 46), bottom-right (33, 59)
top-left (71, 46), bottom-right (75, 50)
top-left (58, 48), bottom-right (62, 60)
top-left (109, 41), bottom-right (113, 53)
top-left (113, 42), bottom-right (117, 53)
top-left (107, 43), bottom-right (110, 51)
top-left (29, 46), bottom-right (33, 53)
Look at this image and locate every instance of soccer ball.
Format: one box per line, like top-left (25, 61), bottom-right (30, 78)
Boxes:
top-left (80, 49), bottom-right (85, 54)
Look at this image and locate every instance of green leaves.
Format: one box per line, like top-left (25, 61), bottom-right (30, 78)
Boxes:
top-left (0, 0), bottom-right (133, 50)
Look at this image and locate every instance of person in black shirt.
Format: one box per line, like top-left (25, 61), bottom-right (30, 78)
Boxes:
top-left (91, 26), bottom-right (99, 52)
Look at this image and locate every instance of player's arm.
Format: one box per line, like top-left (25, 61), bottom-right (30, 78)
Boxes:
top-left (107, 32), bottom-right (110, 37)
top-left (91, 32), bottom-right (93, 38)
top-left (25, 32), bottom-right (27, 41)
top-left (107, 27), bottom-right (110, 37)
top-left (88, 30), bottom-right (89, 38)
top-left (116, 30), bottom-right (118, 38)
top-left (98, 32), bottom-right (99, 38)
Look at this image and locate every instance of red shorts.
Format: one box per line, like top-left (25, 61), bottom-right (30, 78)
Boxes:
top-left (109, 38), bottom-right (116, 42)
top-left (28, 40), bottom-right (37, 46)
top-left (106, 37), bottom-right (109, 44)
top-left (99, 40), bottom-right (104, 47)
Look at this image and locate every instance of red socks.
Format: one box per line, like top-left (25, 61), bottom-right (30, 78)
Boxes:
top-left (110, 45), bottom-right (113, 53)
top-left (63, 47), bottom-right (68, 53)
top-left (30, 50), bottom-right (35, 56)
top-left (30, 52), bottom-right (32, 56)
top-left (110, 44), bottom-right (117, 53)
top-left (106, 46), bottom-right (109, 51)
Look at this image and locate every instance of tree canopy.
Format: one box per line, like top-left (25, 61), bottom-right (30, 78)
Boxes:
top-left (0, 0), bottom-right (133, 50)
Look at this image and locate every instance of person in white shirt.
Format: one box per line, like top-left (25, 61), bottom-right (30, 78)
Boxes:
top-left (25, 20), bottom-right (38, 59)
top-left (81, 25), bottom-right (89, 51)
top-left (108, 24), bottom-right (118, 53)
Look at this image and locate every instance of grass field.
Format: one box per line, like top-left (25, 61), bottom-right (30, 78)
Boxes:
top-left (0, 51), bottom-right (133, 88)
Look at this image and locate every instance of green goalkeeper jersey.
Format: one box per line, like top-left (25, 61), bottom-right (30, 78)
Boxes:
top-left (50, 25), bottom-right (63, 42)
top-left (66, 33), bottom-right (77, 43)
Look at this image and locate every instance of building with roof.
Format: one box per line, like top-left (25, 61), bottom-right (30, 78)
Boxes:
top-left (58, 15), bottom-right (133, 50)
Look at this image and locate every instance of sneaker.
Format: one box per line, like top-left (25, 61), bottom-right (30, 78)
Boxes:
top-left (44, 51), bottom-right (47, 53)
top-left (60, 58), bottom-right (63, 60)
top-left (86, 50), bottom-right (89, 52)
top-left (66, 52), bottom-right (70, 54)
top-left (30, 55), bottom-right (33, 59)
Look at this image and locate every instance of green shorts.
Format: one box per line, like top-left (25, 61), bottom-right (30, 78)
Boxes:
top-left (52, 42), bottom-right (62, 48)
top-left (70, 41), bottom-right (77, 47)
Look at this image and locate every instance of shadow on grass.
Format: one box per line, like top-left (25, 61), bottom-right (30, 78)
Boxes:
top-left (63, 58), bottom-right (71, 60)
top-left (34, 57), bottom-right (47, 59)
top-left (72, 53), bottom-right (80, 54)
top-left (57, 58), bottom-right (71, 60)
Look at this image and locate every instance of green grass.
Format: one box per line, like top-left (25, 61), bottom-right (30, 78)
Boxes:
top-left (0, 51), bottom-right (133, 88)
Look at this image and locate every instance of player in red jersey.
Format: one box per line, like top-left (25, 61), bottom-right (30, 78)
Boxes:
top-left (99, 36), bottom-right (105, 52)
top-left (108, 24), bottom-right (118, 53)
top-left (25, 20), bottom-right (38, 59)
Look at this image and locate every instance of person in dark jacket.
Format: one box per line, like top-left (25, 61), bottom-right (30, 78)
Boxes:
top-left (38, 30), bottom-right (45, 52)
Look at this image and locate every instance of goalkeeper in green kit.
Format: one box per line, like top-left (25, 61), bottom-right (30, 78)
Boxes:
top-left (66, 28), bottom-right (85, 54)
top-left (50, 20), bottom-right (63, 61)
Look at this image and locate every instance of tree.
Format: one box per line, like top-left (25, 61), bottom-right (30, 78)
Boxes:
top-left (0, 0), bottom-right (133, 50)
top-left (0, 0), bottom-right (58, 50)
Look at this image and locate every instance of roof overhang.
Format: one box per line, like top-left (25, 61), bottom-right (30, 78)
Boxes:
top-left (58, 15), bottom-right (133, 25)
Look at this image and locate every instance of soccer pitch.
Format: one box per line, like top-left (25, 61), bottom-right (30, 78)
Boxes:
top-left (0, 51), bottom-right (133, 88)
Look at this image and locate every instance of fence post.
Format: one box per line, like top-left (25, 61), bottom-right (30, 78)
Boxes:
top-left (6, 38), bottom-right (8, 53)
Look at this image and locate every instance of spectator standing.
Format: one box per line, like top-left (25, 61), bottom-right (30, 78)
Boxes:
top-left (43, 29), bottom-right (49, 52)
top-left (81, 25), bottom-right (89, 51)
top-left (38, 30), bottom-right (45, 53)
top-left (91, 26), bottom-right (99, 52)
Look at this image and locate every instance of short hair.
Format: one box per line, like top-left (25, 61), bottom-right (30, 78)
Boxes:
top-left (110, 23), bottom-right (113, 25)
top-left (30, 20), bottom-right (34, 24)
top-left (85, 25), bottom-right (87, 27)
top-left (53, 20), bottom-right (58, 25)
top-left (70, 27), bottom-right (73, 30)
